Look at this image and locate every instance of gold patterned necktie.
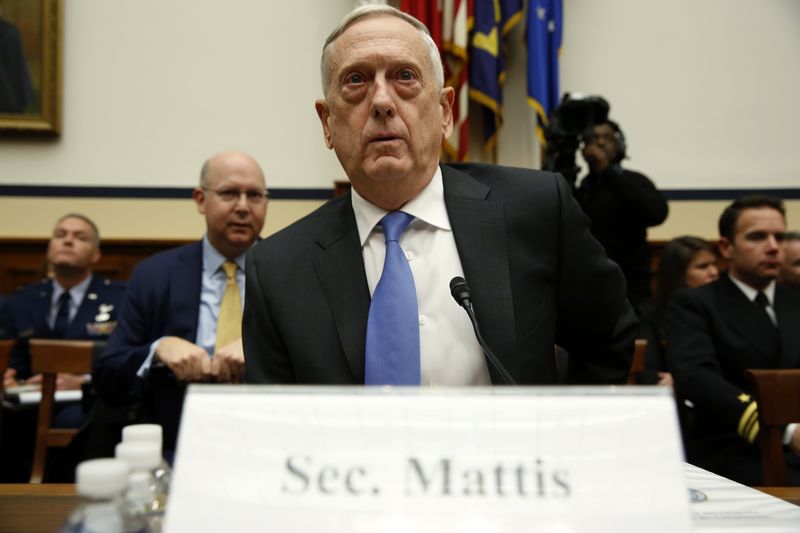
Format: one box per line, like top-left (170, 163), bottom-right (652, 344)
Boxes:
top-left (215, 260), bottom-right (242, 352)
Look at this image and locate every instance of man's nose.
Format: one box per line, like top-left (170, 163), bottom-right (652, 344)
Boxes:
top-left (234, 193), bottom-right (250, 212)
top-left (766, 235), bottom-right (780, 250)
top-left (370, 78), bottom-right (395, 118)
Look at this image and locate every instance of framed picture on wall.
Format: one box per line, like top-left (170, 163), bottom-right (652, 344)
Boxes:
top-left (0, 0), bottom-right (61, 135)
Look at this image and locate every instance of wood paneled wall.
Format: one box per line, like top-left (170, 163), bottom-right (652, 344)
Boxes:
top-left (0, 239), bottom-right (192, 295)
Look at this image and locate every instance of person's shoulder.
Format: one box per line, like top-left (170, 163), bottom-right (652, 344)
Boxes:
top-left (133, 241), bottom-right (200, 272)
top-left (672, 278), bottom-right (723, 306)
top-left (91, 276), bottom-right (126, 295)
top-left (443, 163), bottom-right (564, 197)
top-left (777, 283), bottom-right (800, 304)
top-left (9, 278), bottom-right (51, 303)
top-left (445, 162), bottom-right (558, 183)
top-left (258, 195), bottom-right (351, 246)
top-left (620, 167), bottom-right (655, 182)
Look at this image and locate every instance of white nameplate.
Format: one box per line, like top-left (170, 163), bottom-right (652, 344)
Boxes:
top-left (166, 386), bottom-right (691, 533)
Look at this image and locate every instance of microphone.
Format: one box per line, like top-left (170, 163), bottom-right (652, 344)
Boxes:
top-left (449, 277), bottom-right (517, 385)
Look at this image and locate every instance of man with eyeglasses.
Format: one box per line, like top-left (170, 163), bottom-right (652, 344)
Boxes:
top-left (94, 150), bottom-right (268, 455)
top-left (576, 120), bottom-right (668, 316)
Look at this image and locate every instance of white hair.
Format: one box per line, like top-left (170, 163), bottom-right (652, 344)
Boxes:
top-left (319, 5), bottom-right (444, 97)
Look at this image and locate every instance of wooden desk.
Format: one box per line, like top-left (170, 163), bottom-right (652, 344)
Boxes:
top-left (0, 484), bottom-right (79, 533)
top-left (0, 480), bottom-right (797, 532)
top-left (755, 486), bottom-right (800, 506)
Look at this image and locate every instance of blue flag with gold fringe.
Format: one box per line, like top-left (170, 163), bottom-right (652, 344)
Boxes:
top-left (526, 0), bottom-right (562, 146)
top-left (469, 0), bottom-right (523, 152)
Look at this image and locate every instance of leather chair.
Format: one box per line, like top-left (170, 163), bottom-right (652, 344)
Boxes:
top-left (745, 369), bottom-right (800, 486)
top-left (28, 339), bottom-right (94, 483)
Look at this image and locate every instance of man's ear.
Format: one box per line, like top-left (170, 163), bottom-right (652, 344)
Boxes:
top-left (718, 237), bottom-right (733, 260)
top-left (439, 87), bottom-right (455, 139)
top-left (192, 187), bottom-right (206, 215)
top-left (315, 100), bottom-right (334, 149)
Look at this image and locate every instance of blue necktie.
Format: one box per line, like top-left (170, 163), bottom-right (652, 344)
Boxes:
top-left (365, 211), bottom-right (420, 385)
top-left (52, 291), bottom-right (71, 338)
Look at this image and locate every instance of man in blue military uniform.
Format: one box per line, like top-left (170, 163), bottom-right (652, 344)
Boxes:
top-left (3, 213), bottom-right (125, 406)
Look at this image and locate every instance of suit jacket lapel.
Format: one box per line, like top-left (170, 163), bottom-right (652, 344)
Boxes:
top-left (442, 165), bottom-right (516, 383)
top-left (169, 241), bottom-right (203, 340)
top-left (775, 286), bottom-right (800, 368)
top-left (718, 276), bottom-right (779, 364)
top-left (312, 197), bottom-right (370, 382)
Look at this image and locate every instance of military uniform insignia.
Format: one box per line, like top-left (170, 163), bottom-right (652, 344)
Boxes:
top-left (98, 304), bottom-right (114, 313)
top-left (86, 321), bottom-right (117, 336)
top-left (87, 293), bottom-right (98, 300)
top-left (737, 393), bottom-right (751, 404)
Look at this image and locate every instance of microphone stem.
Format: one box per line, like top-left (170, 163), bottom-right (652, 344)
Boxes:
top-left (464, 301), bottom-right (517, 385)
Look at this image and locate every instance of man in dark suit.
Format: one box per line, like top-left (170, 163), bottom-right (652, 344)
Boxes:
top-left (668, 195), bottom-right (800, 485)
top-left (93, 151), bottom-right (268, 454)
top-left (4, 214), bottom-right (124, 394)
top-left (243, 6), bottom-right (636, 387)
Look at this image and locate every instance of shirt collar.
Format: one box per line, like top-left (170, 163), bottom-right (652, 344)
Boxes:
top-left (202, 235), bottom-right (246, 274)
top-left (728, 272), bottom-right (776, 305)
top-left (52, 273), bottom-right (93, 305)
top-left (351, 165), bottom-right (451, 247)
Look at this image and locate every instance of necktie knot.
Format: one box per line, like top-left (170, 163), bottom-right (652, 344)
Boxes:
top-left (380, 211), bottom-right (414, 243)
top-left (222, 260), bottom-right (238, 282)
top-left (59, 291), bottom-right (71, 305)
top-left (754, 291), bottom-right (769, 310)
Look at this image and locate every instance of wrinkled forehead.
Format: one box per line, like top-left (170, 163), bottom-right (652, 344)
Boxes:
top-left (330, 14), bottom-right (429, 69)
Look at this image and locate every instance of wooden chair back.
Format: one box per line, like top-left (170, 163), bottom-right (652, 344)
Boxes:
top-left (0, 339), bottom-right (14, 444)
top-left (627, 339), bottom-right (647, 384)
top-left (28, 339), bottom-right (94, 484)
top-left (745, 369), bottom-right (800, 486)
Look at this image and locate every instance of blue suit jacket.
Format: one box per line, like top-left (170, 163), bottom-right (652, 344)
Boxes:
top-left (93, 241), bottom-right (203, 452)
top-left (7, 276), bottom-right (126, 378)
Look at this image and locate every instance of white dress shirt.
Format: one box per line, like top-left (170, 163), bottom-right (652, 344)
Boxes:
top-left (49, 274), bottom-right (93, 328)
top-left (351, 166), bottom-right (490, 386)
top-left (728, 273), bottom-right (776, 326)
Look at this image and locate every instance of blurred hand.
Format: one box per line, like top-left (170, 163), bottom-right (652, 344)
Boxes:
top-left (156, 336), bottom-right (212, 382)
top-left (656, 372), bottom-right (674, 388)
top-left (582, 143), bottom-right (610, 174)
top-left (56, 373), bottom-right (88, 391)
top-left (3, 367), bottom-right (19, 388)
top-left (212, 338), bottom-right (245, 383)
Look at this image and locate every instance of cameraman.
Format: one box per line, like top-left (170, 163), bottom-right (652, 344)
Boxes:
top-left (575, 120), bottom-right (668, 315)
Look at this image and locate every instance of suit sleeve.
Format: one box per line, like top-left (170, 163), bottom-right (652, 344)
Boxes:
top-left (553, 174), bottom-right (639, 384)
top-left (604, 169), bottom-right (668, 227)
top-left (243, 249), bottom-right (296, 383)
top-left (666, 288), bottom-right (758, 442)
top-left (92, 269), bottom-right (155, 405)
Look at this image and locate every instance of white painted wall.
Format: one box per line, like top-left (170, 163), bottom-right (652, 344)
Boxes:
top-left (0, 0), bottom-right (798, 190)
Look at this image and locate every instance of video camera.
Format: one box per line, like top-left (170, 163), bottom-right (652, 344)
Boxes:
top-left (542, 94), bottom-right (610, 189)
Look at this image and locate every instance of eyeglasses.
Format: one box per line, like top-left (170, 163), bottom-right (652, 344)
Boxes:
top-left (203, 187), bottom-right (269, 204)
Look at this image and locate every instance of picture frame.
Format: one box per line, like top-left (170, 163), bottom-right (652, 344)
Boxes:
top-left (0, 0), bottom-right (62, 135)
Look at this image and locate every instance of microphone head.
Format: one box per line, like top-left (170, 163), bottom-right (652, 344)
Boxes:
top-left (449, 276), bottom-right (471, 305)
